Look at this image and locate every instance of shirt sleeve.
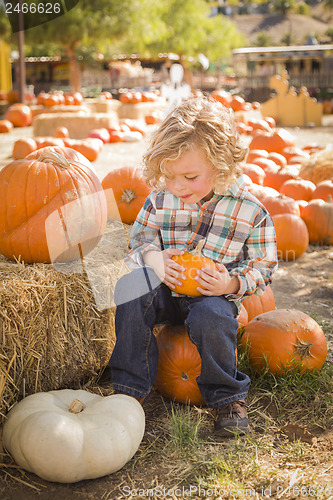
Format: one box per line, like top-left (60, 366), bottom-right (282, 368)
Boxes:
top-left (225, 210), bottom-right (278, 302)
top-left (124, 191), bottom-right (162, 269)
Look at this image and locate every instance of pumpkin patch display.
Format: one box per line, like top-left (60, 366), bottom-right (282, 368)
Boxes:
top-left (0, 148), bottom-right (107, 263)
top-left (3, 390), bottom-right (145, 483)
top-left (311, 180), bottom-right (333, 201)
top-left (101, 166), bottom-right (151, 224)
top-left (272, 213), bottom-right (309, 260)
top-left (171, 240), bottom-right (216, 296)
top-left (241, 309), bottom-right (327, 374)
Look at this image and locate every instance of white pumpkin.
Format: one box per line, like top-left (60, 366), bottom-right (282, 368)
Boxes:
top-left (2, 389), bottom-right (145, 483)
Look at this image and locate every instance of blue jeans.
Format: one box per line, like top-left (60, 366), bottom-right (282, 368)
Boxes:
top-left (109, 268), bottom-right (250, 408)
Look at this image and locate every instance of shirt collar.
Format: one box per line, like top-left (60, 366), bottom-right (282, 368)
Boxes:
top-left (221, 176), bottom-right (247, 199)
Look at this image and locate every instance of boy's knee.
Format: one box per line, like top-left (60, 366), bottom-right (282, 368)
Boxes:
top-left (114, 267), bottom-right (162, 306)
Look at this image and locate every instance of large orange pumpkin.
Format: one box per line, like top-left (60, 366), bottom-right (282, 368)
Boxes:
top-left (171, 241), bottom-right (216, 297)
top-left (5, 103), bottom-right (32, 127)
top-left (154, 322), bottom-right (242, 405)
top-left (301, 196), bottom-right (333, 245)
top-left (272, 214), bottom-right (309, 260)
top-left (154, 325), bottom-right (206, 405)
top-left (101, 166), bottom-right (151, 224)
top-left (241, 284), bottom-right (275, 322)
top-left (0, 148), bottom-right (107, 263)
top-left (241, 309), bottom-right (327, 374)
top-left (248, 128), bottom-right (295, 154)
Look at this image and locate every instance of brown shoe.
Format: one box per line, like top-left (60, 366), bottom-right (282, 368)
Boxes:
top-left (214, 399), bottom-right (249, 437)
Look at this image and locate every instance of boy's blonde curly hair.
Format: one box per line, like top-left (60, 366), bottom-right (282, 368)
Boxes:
top-left (142, 96), bottom-right (247, 194)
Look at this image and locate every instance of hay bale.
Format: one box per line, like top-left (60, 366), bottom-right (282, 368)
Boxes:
top-left (117, 102), bottom-right (166, 119)
top-left (30, 105), bottom-right (90, 118)
top-left (32, 112), bottom-right (119, 139)
top-left (85, 99), bottom-right (121, 114)
top-left (0, 221), bottom-right (131, 422)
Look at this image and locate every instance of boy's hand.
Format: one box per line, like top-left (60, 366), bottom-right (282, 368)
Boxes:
top-left (143, 249), bottom-right (187, 289)
top-left (195, 263), bottom-right (240, 296)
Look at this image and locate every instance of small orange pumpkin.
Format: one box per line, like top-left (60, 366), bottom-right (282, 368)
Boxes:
top-left (171, 241), bottom-right (216, 297)
top-left (12, 138), bottom-right (37, 159)
top-left (101, 166), bottom-right (151, 224)
top-left (0, 119), bottom-right (13, 133)
top-left (241, 309), bottom-right (327, 374)
top-left (5, 103), bottom-right (32, 127)
top-left (241, 285), bottom-right (275, 322)
top-left (272, 214), bottom-right (309, 260)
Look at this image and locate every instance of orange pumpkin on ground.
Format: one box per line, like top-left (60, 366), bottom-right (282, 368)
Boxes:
top-left (154, 322), bottom-right (242, 406)
top-left (241, 309), bottom-right (327, 374)
top-left (251, 157), bottom-right (279, 175)
top-left (241, 284), bottom-right (275, 322)
top-left (171, 240), bottom-right (216, 297)
top-left (272, 214), bottom-right (309, 260)
top-left (262, 166), bottom-right (298, 192)
top-left (241, 163), bottom-right (266, 185)
top-left (261, 194), bottom-right (300, 216)
top-left (301, 196), bottom-right (333, 245)
top-left (101, 166), bottom-right (152, 224)
top-left (280, 179), bottom-right (316, 201)
top-left (311, 180), bottom-right (333, 202)
top-left (0, 148), bottom-right (107, 263)
top-left (54, 126), bottom-right (70, 138)
top-left (267, 152), bottom-right (287, 168)
top-left (246, 149), bottom-right (268, 163)
top-left (12, 138), bottom-right (37, 159)
top-left (5, 103), bottom-right (32, 127)
top-left (0, 120), bottom-right (13, 133)
top-left (247, 184), bottom-right (279, 204)
top-left (72, 138), bottom-right (103, 162)
top-left (248, 128), bottom-right (295, 154)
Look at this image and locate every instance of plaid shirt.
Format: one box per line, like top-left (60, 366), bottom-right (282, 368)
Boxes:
top-left (125, 177), bottom-right (278, 304)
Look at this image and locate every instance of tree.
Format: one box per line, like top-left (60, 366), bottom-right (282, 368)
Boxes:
top-left (271, 0), bottom-right (295, 14)
top-left (22, 0), bottom-right (138, 91)
top-left (323, 0), bottom-right (333, 18)
top-left (256, 32), bottom-right (273, 47)
top-left (116, 0), bottom-right (247, 89)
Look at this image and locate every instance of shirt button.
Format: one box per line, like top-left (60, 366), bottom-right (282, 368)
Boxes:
top-left (171, 215), bottom-right (176, 222)
top-left (187, 243), bottom-right (195, 250)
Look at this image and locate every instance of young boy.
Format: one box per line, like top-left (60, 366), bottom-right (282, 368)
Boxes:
top-left (109, 97), bottom-right (278, 436)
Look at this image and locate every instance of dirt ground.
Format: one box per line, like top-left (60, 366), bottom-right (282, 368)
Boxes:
top-left (0, 116), bottom-right (332, 498)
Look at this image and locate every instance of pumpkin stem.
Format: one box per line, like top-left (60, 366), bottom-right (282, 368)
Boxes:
top-left (119, 188), bottom-right (137, 204)
top-left (188, 239), bottom-right (205, 257)
top-left (181, 372), bottom-right (189, 381)
top-left (69, 399), bottom-right (84, 414)
top-left (293, 337), bottom-right (313, 359)
top-left (37, 151), bottom-right (71, 169)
